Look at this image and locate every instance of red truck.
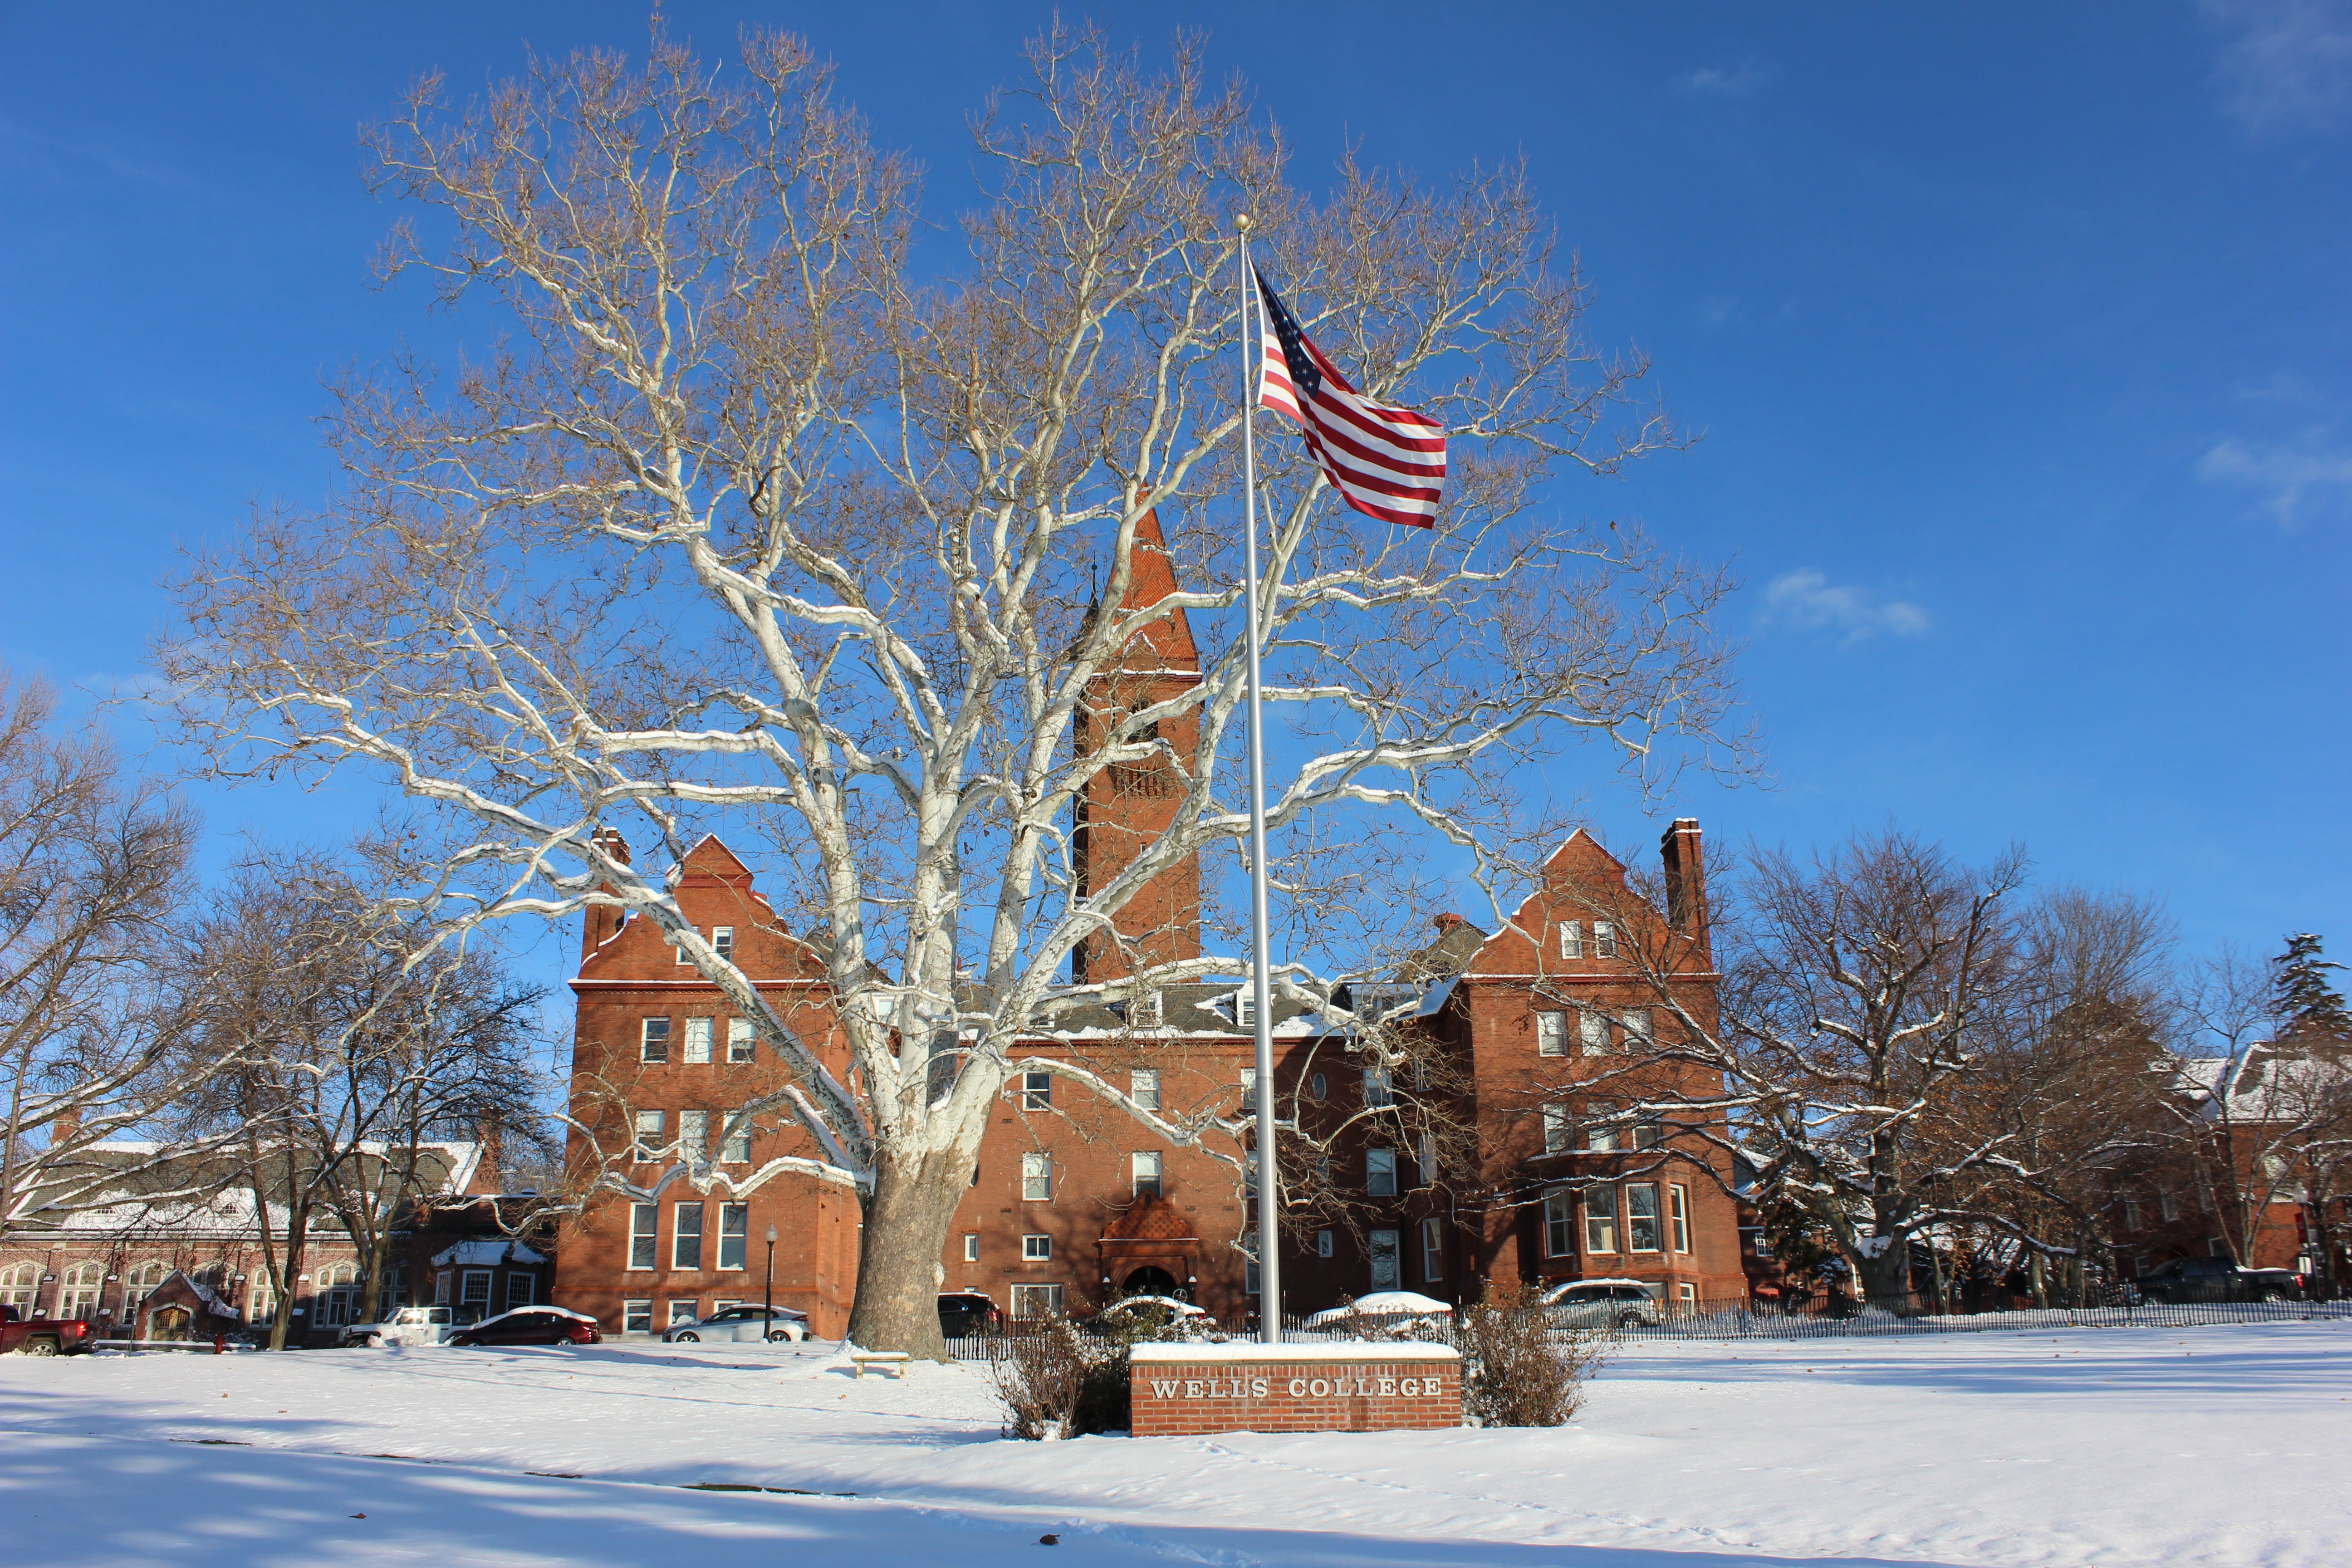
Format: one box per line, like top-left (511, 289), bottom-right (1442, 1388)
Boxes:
top-left (0, 1303), bottom-right (97, 1355)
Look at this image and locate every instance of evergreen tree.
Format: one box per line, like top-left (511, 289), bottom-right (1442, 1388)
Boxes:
top-left (2271, 934), bottom-right (2352, 1037)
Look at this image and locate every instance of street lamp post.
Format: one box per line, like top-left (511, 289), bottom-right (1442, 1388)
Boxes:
top-left (763, 1225), bottom-right (779, 1340)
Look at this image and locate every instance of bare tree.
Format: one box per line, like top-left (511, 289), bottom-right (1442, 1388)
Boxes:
top-left (162, 27), bottom-right (1742, 1351)
top-left (0, 668), bottom-right (208, 1236)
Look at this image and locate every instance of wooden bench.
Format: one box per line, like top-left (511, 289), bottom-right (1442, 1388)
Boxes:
top-left (849, 1350), bottom-right (912, 1380)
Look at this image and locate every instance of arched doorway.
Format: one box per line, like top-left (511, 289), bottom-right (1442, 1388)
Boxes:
top-left (149, 1305), bottom-right (193, 1342)
top-left (1121, 1266), bottom-right (1180, 1298)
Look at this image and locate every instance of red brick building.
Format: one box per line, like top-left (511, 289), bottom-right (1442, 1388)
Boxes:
top-left (549, 518), bottom-right (1743, 1336)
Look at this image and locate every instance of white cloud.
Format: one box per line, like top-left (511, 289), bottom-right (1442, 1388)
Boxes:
top-left (2205, 0), bottom-right (2352, 135)
top-left (2197, 434), bottom-right (2352, 524)
top-left (1674, 61), bottom-right (1771, 99)
top-left (1762, 569), bottom-right (1932, 643)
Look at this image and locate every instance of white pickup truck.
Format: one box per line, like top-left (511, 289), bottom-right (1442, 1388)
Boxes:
top-left (343, 1305), bottom-right (456, 1348)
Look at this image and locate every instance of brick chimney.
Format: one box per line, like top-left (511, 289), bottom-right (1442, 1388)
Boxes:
top-left (581, 828), bottom-right (633, 960)
top-left (1659, 818), bottom-right (1709, 955)
top-left (1432, 912), bottom-right (1468, 932)
top-left (51, 1109), bottom-right (82, 1149)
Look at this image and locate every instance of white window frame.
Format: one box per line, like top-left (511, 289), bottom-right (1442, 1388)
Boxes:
top-left (727, 1017), bottom-right (755, 1063)
top-left (1542, 1104), bottom-right (1571, 1154)
top-left (1010, 1283), bottom-right (1064, 1319)
top-left (1670, 1184), bottom-right (1691, 1252)
top-left (682, 1017), bottom-right (713, 1064)
top-left (1619, 1007), bottom-right (1650, 1051)
top-left (632, 1108), bottom-right (664, 1157)
top-left (718, 1203), bottom-right (749, 1270)
top-left (720, 1117), bottom-right (751, 1163)
top-left (667, 1298), bottom-right (700, 1327)
top-left (1544, 1187), bottom-right (1576, 1257)
top-left (711, 925), bottom-right (735, 961)
top-left (1627, 1182), bottom-right (1662, 1253)
top-left (1559, 921), bottom-right (1583, 960)
top-left (622, 1298), bottom-right (653, 1335)
top-left (1421, 1216), bottom-right (1444, 1283)
top-left (1536, 1011), bottom-right (1568, 1056)
top-left (1131, 1151), bottom-right (1163, 1197)
top-left (1021, 1071), bottom-right (1052, 1110)
top-left (1364, 1066), bottom-right (1394, 1107)
top-left (1021, 1234), bottom-right (1053, 1261)
top-left (1587, 1101), bottom-right (1620, 1152)
top-left (1235, 991), bottom-right (1258, 1028)
top-left (1585, 1189), bottom-right (1620, 1254)
top-left (679, 1109), bottom-right (710, 1160)
top-left (1368, 1228), bottom-right (1401, 1289)
top-left (1593, 921), bottom-right (1617, 958)
top-left (1131, 990), bottom-right (1162, 1027)
top-left (641, 1016), bottom-right (672, 1063)
top-left (1366, 1148), bottom-right (1398, 1197)
top-left (1021, 1151), bottom-right (1053, 1203)
top-left (1676, 1281), bottom-right (1697, 1310)
top-left (506, 1272), bottom-right (537, 1310)
top-left (1579, 1010), bottom-right (1610, 1056)
top-left (629, 1202), bottom-right (658, 1269)
top-left (963, 1233), bottom-right (980, 1262)
top-left (1130, 1068), bottom-right (1160, 1111)
top-left (673, 1200), bottom-right (705, 1271)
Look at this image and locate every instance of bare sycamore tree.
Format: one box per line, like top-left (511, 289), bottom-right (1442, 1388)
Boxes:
top-left (162, 29), bottom-right (1740, 1351)
top-left (0, 668), bottom-right (211, 1236)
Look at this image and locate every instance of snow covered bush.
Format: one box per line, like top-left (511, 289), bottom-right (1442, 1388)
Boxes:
top-left (1456, 1285), bottom-right (1605, 1427)
top-left (983, 1317), bottom-right (1136, 1439)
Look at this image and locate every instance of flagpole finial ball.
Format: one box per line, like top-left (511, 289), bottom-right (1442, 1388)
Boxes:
top-left (1235, 213), bottom-right (1254, 232)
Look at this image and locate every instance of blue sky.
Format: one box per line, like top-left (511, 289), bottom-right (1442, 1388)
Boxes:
top-left (3, 2), bottom-right (2347, 975)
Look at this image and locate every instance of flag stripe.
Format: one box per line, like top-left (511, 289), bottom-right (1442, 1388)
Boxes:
top-left (1254, 268), bottom-right (1447, 529)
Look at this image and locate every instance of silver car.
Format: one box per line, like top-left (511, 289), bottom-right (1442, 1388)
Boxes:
top-left (1539, 1279), bottom-right (1661, 1330)
top-left (661, 1304), bottom-right (811, 1343)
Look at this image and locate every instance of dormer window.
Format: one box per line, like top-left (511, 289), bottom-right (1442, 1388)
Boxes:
top-left (1131, 990), bottom-right (1162, 1027)
top-left (1559, 921), bottom-right (1583, 960)
top-left (1235, 992), bottom-right (1258, 1028)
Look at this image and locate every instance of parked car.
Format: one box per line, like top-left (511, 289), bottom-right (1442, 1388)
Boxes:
top-left (937, 1291), bottom-right (1001, 1339)
top-left (1539, 1279), bottom-right (1663, 1330)
top-left (2132, 1255), bottom-right (2304, 1304)
top-left (662, 1304), bottom-right (811, 1344)
top-left (1, 1304), bottom-right (96, 1356)
top-left (447, 1305), bottom-right (602, 1347)
top-left (1093, 1295), bottom-right (1213, 1338)
top-left (345, 1305), bottom-right (456, 1348)
top-left (1303, 1291), bottom-right (1455, 1333)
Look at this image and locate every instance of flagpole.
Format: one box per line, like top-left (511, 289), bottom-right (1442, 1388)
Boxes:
top-left (1235, 215), bottom-right (1282, 1344)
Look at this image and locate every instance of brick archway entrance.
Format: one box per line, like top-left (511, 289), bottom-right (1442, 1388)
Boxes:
top-left (1096, 1194), bottom-right (1199, 1303)
top-left (1120, 1265), bottom-right (1181, 1297)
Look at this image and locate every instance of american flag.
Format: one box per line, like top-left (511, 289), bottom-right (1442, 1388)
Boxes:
top-left (1255, 269), bottom-right (1446, 528)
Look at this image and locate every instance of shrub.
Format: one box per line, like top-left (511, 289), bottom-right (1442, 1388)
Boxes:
top-left (1455, 1283), bottom-right (1605, 1427)
top-left (984, 1315), bottom-right (1141, 1439)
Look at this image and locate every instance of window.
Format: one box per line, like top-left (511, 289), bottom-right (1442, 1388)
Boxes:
top-left (1021, 1234), bottom-right (1054, 1261)
top-left (124, 1261), bottom-right (167, 1312)
top-left (1579, 1010), bottom-right (1610, 1056)
top-left (1130, 1068), bottom-right (1160, 1111)
top-left (1632, 1116), bottom-right (1661, 1151)
top-left (1619, 1008), bottom-right (1650, 1051)
top-left (1244, 1231), bottom-right (1262, 1295)
top-left (1131, 990), bottom-right (1162, 1027)
top-left (1593, 921), bottom-right (1617, 958)
top-left (1421, 1216), bottom-right (1445, 1283)
top-left (1131, 1151), bottom-right (1163, 1197)
top-left (1367, 1148), bottom-right (1398, 1196)
top-left (633, 1109), bottom-right (664, 1157)
top-left (712, 925), bottom-right (735, 961)
top-left (680, 1110), bottom-right (710, 1161)
top-left (1419, 1132), bottom-right (1438, 1181)
top-left (720, 1118), bottom-right (751, 1164)
top-left (963, 1233), bottom-right (980, 1262)
top-left (718, 1204), bottom-right (748, 1270)
top-left (673, 1201), bottom-right (705, 1271)
top-left (1544, 1187), bottom-right (1576, 1256)
top-left (1364, 1066), bottom-right (1394, 1108)
top-left (432, 1271), bottom-right (450, 1306)
top-left (727, 1018), bottom-right (755, 1063)
top-left (1309, 1072), bottom-right (1328, 1102)
top-left (314, 1261), bottom-right (358, 1327)
top-left (1587, 1102), bottom-right (1620, 1152)
top-left (630, 1203), bottom-right (658, 1269)
top-left (683, 1017), bottom-right (713, 1064)
top-left (1316, 1229), bottom-right (1334, 1258)
top-left (1585, 1190), bottom-right (1620, 1253)
top-left (1676, 1281), bottom-right (1697, 1310)
top-left (1627, 1183), bottom-right (1662, 1252)
top-left (58, 1262), bottom-right (103, 1319)
top-left (2159, 1191), bottom-right (2180, 1221)
top-left (677, 933), bottom-right (695, 964)
top-left (507, 1272), bottom-right (537, 1309)
top-left (1559, 921), bottom-right (1583, 960)
top-left (251, 1273), bottom-right (280, 1323)
top-left (1241, 1067), bottom-right (1259, 1102)
top-left (0, 1261), bottom-right (37, 1313)
top-left (2123, 1199), bottom-right (2145, 1231)
top-left (668, 1299), bottom-right (700, 1327)
top-left (623, 1299), bottom-right (653, 1335)
top-left (1245, 1148), bottom-right (1260, 1193)
top-left (1670, 1184), bottom-right (1691, 1253)
top-left (460, 1270), bottom-right (493, 1318)
top-left (1021, 1071), bottom-right (1053, 1110)
top-left (641, 1017), bottom-right (672, 1063)
top-left (1536, 1012), bottom-right (1568, 1057)
top-left (1021, 1151), bottom-right (1053, 1202)
top-left (1369, 1228), bottom-right (1401, 1289)
top-left (1235, 992), bottom-right (1258, 1028)
top-left (1010, 1283), bottom-right (1065, 1319)
top-left (1543, 1104), bottom-right (1572, 1154)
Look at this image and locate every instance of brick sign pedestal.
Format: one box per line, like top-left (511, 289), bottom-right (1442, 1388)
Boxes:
top-left (1129, 1341), bottom-right (1462, 1436)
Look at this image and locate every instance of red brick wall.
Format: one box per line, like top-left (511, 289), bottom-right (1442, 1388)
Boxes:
top-left (1129, 1351), bottom-right (1461, 1436)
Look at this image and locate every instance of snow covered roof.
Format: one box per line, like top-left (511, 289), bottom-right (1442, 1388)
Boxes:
top-left (430, 1239), bottom-right (547, 1269)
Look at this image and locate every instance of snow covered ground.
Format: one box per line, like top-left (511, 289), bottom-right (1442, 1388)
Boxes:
top-left (2, 1319), bottom-right (2346, 1566)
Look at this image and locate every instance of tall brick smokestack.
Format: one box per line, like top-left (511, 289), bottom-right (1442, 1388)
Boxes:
top-left (581, 828), bottom-right (632, 960)
top-left (1660, 818), bottom-right (1708, 956)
